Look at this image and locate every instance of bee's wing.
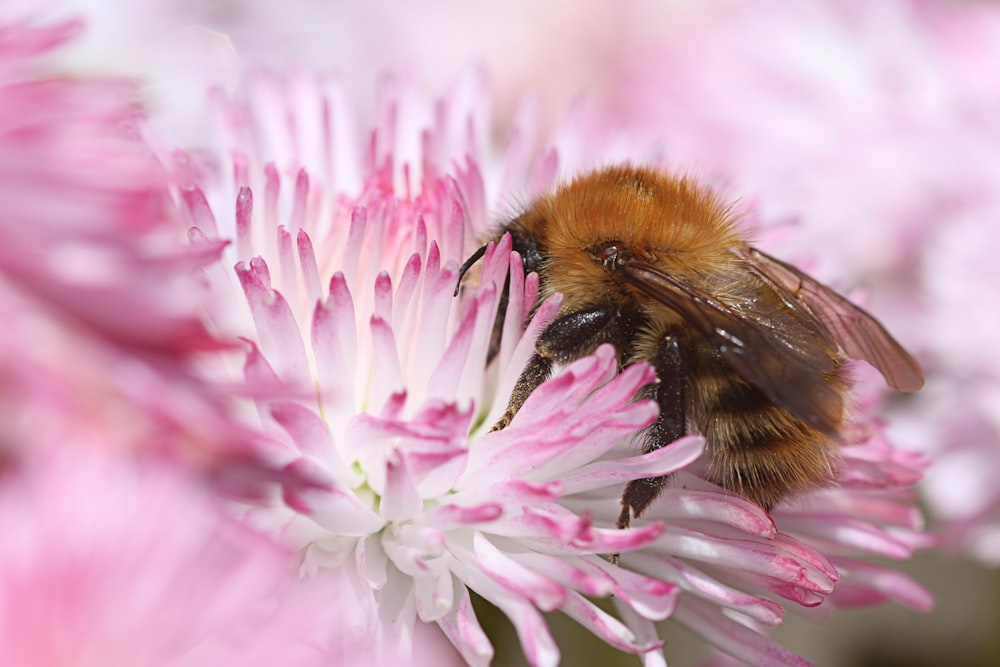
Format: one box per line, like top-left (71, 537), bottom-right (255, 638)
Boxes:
top-left (738, 247), bottom-right (924, 392)
top-left (620, 261), bottom-right (844, 435)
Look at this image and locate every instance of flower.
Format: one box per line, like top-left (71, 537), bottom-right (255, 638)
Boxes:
top-left (163, 69), bottom-right (932, 666)
top-left (173, 74), bottom-right (692, 665)
top-left (0, 16), bottom-right (935, 667)
top-left (0, 19), bottom-right (327, 505)
top-left (0, 444), bottom-right (328, 667)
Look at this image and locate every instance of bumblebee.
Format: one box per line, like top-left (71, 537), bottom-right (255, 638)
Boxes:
top-left (458, 166), bottom-right (923, 527)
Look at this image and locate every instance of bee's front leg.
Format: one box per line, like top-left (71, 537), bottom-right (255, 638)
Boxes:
top-left (491, 305), bottom-right (619, 431)
top-left (490, 352), bottom-right (552, 431)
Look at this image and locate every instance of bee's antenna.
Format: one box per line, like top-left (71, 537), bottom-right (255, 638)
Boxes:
top-left (454, 243), bottom-right (489, 296)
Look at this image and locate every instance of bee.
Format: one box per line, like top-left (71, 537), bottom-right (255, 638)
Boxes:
top-left (456, 165), bottom-right (924, 528)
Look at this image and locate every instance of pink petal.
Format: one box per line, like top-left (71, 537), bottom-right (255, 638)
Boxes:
top-left (0, 20), bottom-right (83, 59)
top-left (559, 435), bottom-right (706, 495)
top-left (494, 250), bottom-right (527, 371)
top-left (473, 533), bottom-right (567, 611)
top-left (508, 552), bottom-right (615, 598)
top-left (466, 347), bottom-right (657, 484)
top-left (369, 314), bottom-right (404, 414)
top-left (243, 339), bottom-right (285, 394)
top-left (652, 528), bottom-right (836, 602)
top-left (447, 479), bottom-right (563, 509)
top-left (341, 206), bottom-right (367, 292)
top-left (383, 525), bottom-right (448, 577)
top-left (288, 167), bottom-right (309, 233)
top-left (655, 488), bottom-right (777, 540)
top-left (282, 459), bottom-right (384, 536)
top-left (262, 162), bottom-right (281, 233)
top-left (381, 449), bottom-right (424, 522)
top-left (483, 292), bottom-right (562, 429)
top-left (415, 572), bottom-right (455, 622)
top-left (419, 503), bottom-right (504, 530)
top-left (411, 216), bottom-right (428, 262)
top-left (311, 272), bottom-right (358, 427)
top-left (456, 286), bottom-right (502, 406)
top-left (276, 225), bottom-right (299, 307)
top-left (0, 447), bottom-right (313, 667)
top-left (571, 556), bottom-right (680, 620)
top-left (587, 523), bottom-right (667, 554)
top-left (393, 252), bottom-right (422, 334)
top-left (437, 587), bottom-right (494, 667)
top-left (425, 298), bottom-right (480, 401)
top-left (409, 244), bottom-right (456, 390)
top-left (516, 345), bottom-right (619, 418)
top-left (626, 552), bottom-right (785, 626)
top-left (491, 595), bottom-right (559, 667)
top-left (296, 229), bottom-right (323, 308)
top-left (561, 591), bottom-right (664, 653)
top-left (777, 514), bottom-right (921, 559)
top-left (488, 505), bottom-right (663, 555)
top-left (442, 186), bottom-right (468, 268)
top-left (270, 401), bottom-right (358, 485)
top-left (181, 186), bottom-right (219, 237)
top-left (236, 258), bottom-right (310, 385)
top-left (675, 597), bottom-right (815, 667)
top-left (828, 557), bottom-right (934, 611)
top-left (373, 270), bottom-right (394, 323)
top-left (235, 186), bottom-right (253, 260)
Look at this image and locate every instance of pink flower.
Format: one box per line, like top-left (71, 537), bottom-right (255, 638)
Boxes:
top-left (165, 70), bottom-right (932, 666)
top-left (0, 15), bottom-right (935, 667)
top-left (0, 444), bottom-right (329, 667)
top-left (0, 19), bottom-right (221, 355)
top-left (173, 76), bottom-right (692, 660)
top-left (0, 20), bottom-right (322, 503)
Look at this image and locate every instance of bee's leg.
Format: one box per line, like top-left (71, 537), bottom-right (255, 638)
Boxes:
top-left (490, 352), bottom-right (552, 431)
top-left (617, 336), bottom-right (685, 529)
top-left (491, 305), bottom-right (618, 431)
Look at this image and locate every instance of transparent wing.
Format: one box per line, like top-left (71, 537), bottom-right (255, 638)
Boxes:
top-left (618, 261), bottom-right (844, 435)
top-left (738, 247), bottom-right (924, 392)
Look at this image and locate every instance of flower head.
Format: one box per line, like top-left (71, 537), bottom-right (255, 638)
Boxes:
top-left (159, 70), bottom-right (932, 666)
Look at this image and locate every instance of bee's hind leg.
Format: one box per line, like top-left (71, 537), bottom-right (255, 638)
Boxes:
top-left (617, 335), bottom-right (685, 529)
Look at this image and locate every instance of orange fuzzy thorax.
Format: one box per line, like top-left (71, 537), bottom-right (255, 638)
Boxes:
top-left (507, 166), bottom-right (746, 311)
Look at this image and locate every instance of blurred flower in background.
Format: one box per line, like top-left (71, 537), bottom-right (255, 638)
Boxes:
top-left (0, 18), bottom-right (327, 667)
top-left (4, 0), bottom-right (999, 665)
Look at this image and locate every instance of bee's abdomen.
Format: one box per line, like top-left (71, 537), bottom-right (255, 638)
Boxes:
top-left (689, 356), bottom-right (842, 511)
